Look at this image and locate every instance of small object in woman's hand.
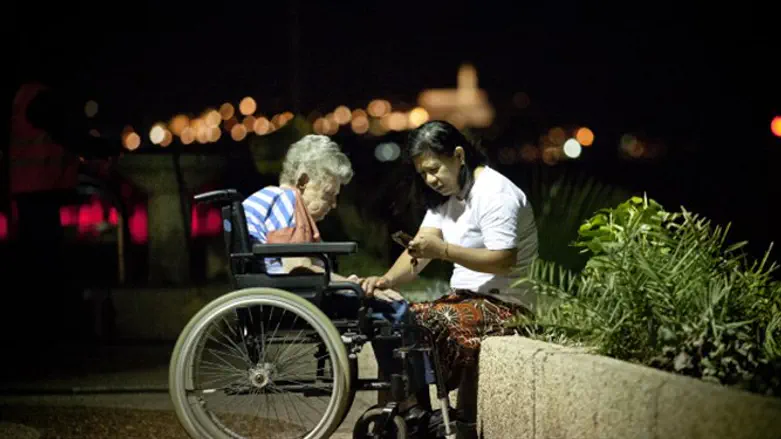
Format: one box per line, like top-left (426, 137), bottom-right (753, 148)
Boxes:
top-left (392, 231), bottom-right (414, 248)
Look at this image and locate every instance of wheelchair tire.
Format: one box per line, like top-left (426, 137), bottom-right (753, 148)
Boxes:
top-left (169, 287), bottom-right (351, 439)
top-left (336, 356), bottom-right (359, 428)
top-left (353, 407), bottom-right (408, 439)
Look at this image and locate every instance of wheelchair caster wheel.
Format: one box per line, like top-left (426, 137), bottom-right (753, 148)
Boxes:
top-left (353, 407), bottom-right (408, 439)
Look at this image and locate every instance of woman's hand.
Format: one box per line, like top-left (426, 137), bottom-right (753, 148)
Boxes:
top-left (408, 234), bottom-right (447, 260)
top-left (358, 275), bottom-right (393, 295)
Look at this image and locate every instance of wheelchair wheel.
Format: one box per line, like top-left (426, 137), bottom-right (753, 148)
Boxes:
top-left (336, 356), bottom-right (359, 428)
top-left (170, 287), bottom-right (351, 439)
top-left (353, 407), bottom-right (408, 439)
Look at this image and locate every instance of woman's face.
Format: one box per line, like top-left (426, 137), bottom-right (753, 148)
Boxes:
top-left (412, 147), bottom-right (464, 197)
top-left (300, 175), bottom-right (340, 221)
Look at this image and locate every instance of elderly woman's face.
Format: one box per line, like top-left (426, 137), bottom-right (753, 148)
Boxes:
top-left (301, 175), bottom-right (341, 221)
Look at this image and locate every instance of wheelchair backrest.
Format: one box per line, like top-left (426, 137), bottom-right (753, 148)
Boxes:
top-left (193, 189), bottom-right (265, 278)
top-left (194, 188), bottom-right (332, 299)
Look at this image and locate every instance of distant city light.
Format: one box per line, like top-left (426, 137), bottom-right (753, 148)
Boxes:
top-left (239, 97), bottom-right (257, 116)
top-left (180, 128), bottom-right (195, 145)
top-left (123, 132), bottom-right (141, 150)
top-left (575, 127), bottom-right (595, 146)
top-left (160, 130), bottom-right (173, 147)
top-left (169, 115), bottom-right (189, 136)
top-left (204, 110), bottom-right (221, 128)
top-left (333, 106), bottom-right (352, 125)
top-left (548, 127), bottom-right (566, 145)
top-left (149, 124), bottom-right (166, 144)
top-left (230, 124), bottom-right (247, 141)
top-left (375, 142), bottom-right (401, 162)
top-left (84, 100), bottom-right (98, 118)
top-left (351, 114), bottom-right (369, 134)
top-left (242, 115), bottom-right (256, 131)
top-left (116, 63), bottom-right (624, 151)
top-left (208, 127), bottom-right (221, 142)
top-left (772, 116), bottom-right (781, 138)
top-left (253, 117), bottom-right (271, 135)
top-left (219, 103), bottom-right (235, 120)
top-left (563, 138), bottom-right (582, 158)
top-left (408, 107), bottom-right (429, 128)
top-left (387, 112), bottom-right (407, 131)
top-left (368, 99), bottom-right (391, 118)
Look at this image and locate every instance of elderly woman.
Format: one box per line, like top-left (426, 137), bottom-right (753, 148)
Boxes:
top-left (242, 134), bottom-right (401, 302)
top-left (243, 133), bottom-right (406, 304)
top-left (243, 134), bottom-right (349, 272)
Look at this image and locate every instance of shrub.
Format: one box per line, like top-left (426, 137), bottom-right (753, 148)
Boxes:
top-left (511, 195), bottom-right (781, 397)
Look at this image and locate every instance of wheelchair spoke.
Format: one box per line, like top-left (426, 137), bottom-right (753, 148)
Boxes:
top-left (274, 344), bottom-right (320, 370)
top-left (268, 384), bottom-right (324, 432)
top-left (281, 389), bottom-right (312, 433)
top-left (212, 317), bottom-right (253, 362)
top-left (270, 315), bottom-right (301, 364)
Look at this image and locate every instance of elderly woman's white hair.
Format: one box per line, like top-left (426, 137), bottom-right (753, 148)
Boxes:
top-left (279, 134), bottom-right (354, 187)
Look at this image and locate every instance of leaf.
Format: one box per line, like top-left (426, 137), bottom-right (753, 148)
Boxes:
top-left (674, 351), bottom-right (692, 371)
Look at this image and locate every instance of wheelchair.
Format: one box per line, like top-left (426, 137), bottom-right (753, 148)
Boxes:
top-left (169, 189), bottom-right (466, 439)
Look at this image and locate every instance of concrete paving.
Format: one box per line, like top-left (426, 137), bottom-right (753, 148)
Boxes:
top-left (0, 342), bottom-right (381, 438)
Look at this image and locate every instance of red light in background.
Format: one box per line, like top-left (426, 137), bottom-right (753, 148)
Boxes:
top-left (57, 197), bottom-right (222, 243)
top-left (78, 198), bottom-right (103, 235)
top-left (60, 205), bottom-right (78, 226)
top-left (128, 205), bottom-right (148, 244)
top-left (0, 213), bottom-right (7, 240)
top-left (191, 204), bottom-right (222, 237)
top-left (772, 116), bottom-right (781, 138)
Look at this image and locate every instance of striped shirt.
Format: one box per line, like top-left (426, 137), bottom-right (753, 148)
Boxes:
top-left (242, 186), bottom-right (298, 273)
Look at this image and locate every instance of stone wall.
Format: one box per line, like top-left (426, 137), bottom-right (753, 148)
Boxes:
top-left (477, 336), bottom-right (781, 439)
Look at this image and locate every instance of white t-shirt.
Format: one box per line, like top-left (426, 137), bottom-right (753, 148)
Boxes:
top-left (420, 166), bottom-right (538, 308)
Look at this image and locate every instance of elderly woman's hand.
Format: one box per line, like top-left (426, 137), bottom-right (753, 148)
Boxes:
top-left (407, 234), bottom-right (447, 260)
top-left (372, 289), bottom-right (405, 302)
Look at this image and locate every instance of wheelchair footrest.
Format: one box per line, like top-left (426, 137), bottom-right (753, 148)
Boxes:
top-left (403, 408), bottom-right (474, 439)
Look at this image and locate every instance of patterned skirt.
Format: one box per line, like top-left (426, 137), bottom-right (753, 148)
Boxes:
top-left (410, 290), bottom-right (531, 391)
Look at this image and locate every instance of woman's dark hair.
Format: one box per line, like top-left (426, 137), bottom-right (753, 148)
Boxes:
top-left (405, 120), bottom-right (488, 209)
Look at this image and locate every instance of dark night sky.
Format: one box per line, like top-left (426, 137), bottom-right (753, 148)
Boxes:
top-left (7, 1), bottom-right (778, 254)
top-left (11, 2), bottom-right (766, 127)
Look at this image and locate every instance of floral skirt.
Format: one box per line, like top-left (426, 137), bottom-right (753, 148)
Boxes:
top-left (410, 290), bottom-right (530, 390)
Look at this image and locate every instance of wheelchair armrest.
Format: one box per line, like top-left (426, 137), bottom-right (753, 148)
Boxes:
top-left (327, 281), bottom-right (365, 300)
top-left (252, 242), bottom-right (358, 257)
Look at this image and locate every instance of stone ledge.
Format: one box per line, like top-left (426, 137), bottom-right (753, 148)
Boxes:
top-left (477, 336), bottom-right (781, 439)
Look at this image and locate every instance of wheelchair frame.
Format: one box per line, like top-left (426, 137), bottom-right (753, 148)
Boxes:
top-left (168, 189), bottom-right (458, 439)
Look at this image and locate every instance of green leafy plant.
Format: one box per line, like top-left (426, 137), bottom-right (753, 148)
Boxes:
top-left (522, 166), bottom-right (630, 271)
top-left (511, 195), bottom-right (781, 397)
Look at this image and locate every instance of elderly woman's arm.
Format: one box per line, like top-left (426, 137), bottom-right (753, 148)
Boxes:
top-left (283, 257), bottom-right (404, 301)
top-left (359, 227), bottom-right (440, 294)
top-left (282, 257), bottom-right (349, 280)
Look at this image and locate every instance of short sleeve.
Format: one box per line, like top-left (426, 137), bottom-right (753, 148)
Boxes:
top-left (478, 194), bottom-right (522, 250)
top-left (420, 206), bottom-right (443, 230)
top-left (242, 187), bottom-right (297, 243)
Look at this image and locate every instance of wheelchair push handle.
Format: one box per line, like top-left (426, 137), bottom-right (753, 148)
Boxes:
top-left (194, 189), bottom-right (243, 205)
